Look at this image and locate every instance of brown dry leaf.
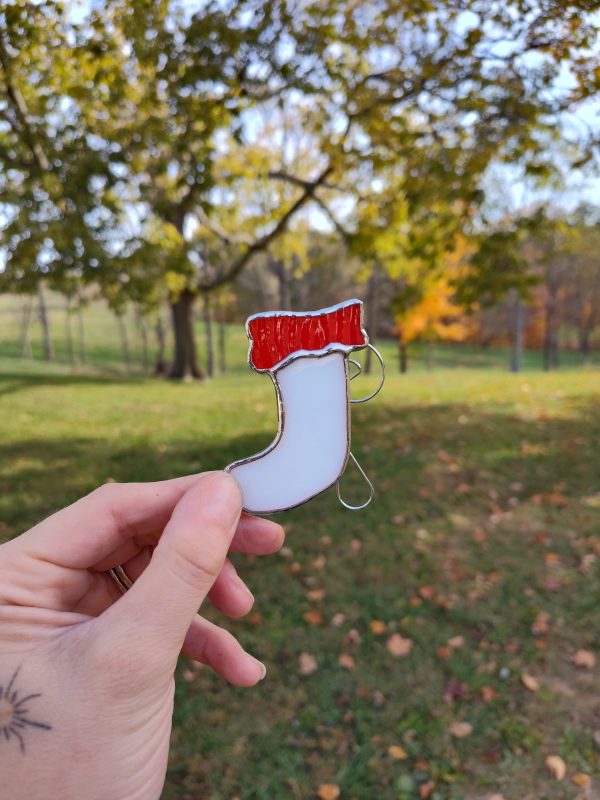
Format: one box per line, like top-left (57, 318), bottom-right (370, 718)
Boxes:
top-left (246, 612), bottom-right (263, 626)
top-left (532, 611), bottom-right (550, 635)
top-left (370, 620), bottom-right (387, 635)
top-left (448, 721), bottom-right (473, 738)
top-left (343, 628), bottom-right (362, 646)
top-left (436, 646), bottom-right (452, 660)
top-left (351, 538), bottom-right (362, 552)
top-left (486, 795), bottom-right (506, 800)
top-left (572, 649), bottom-right (596, 669)
top-left (419, 585), bottom-right (434, 599)
top-left (330, 613), bottom-right (346, 627)
top-left (481, 686), bottom-right (498, 703)
top-left (545, 754), bottom-right (567, 781)
top-left (317, 784), bottom-right (340, 800)
top-left (521, 672), bottom-right (540, 692)
top-left (312, 554), bottom-right (326, 570)
top-left (572, 773), bottom-right (592, 789)
top-left (338, 653), bottom-right (355, 671)
top-left (392, 514), bottom-right (405, 525)
top-left (298, 652), bottom-right (318, 676)
top-left (386, 634), bottom-right (413, 657)
top-left (307, 589), bottom-right (325, 602)
top-left (387, 745), bottom-right (408, 760)
top-left (448, 636), bottom-right (465, 649)
top-left (303, 609), bottom-right (324, 626)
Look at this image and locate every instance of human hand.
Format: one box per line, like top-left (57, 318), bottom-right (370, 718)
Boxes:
top-left (0, 471), bottom-right (283, 800)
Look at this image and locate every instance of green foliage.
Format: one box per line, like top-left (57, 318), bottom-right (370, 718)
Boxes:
top-left (2, 0), bottom-right (599, 313)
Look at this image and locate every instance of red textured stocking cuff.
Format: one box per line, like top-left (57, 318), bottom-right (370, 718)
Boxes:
top-left (247, 300), bottom-right (368, 372)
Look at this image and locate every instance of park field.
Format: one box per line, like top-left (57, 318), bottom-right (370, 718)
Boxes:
top-left (0, 347), bottom-right (599, 799)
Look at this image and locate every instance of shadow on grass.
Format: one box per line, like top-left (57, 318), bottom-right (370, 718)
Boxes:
top-left (1, 396), bottom-right (598, 537)
top-left (0, 370), bottom-right (143, 398)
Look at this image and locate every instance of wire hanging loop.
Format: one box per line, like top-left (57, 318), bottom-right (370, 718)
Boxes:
top-left (350, 343), bottom-right (385, 404)
top-left (348, 358), bottom-right (362, 381)
top-left (336, 451), bottom-right (375, 511)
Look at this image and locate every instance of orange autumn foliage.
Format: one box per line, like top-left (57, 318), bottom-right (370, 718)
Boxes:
top-left (395, 275), bottom-right (471, 346)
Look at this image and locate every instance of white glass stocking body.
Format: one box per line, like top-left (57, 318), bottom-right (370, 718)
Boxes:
top-left (227, 351), bottom-right (350, 514)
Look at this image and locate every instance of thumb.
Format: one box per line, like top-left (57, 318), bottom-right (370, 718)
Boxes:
top-left (104, 472), bottom-right (243, 653)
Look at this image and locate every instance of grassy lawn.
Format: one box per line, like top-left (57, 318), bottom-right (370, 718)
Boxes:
top-left (0, 350), bottom-right (599, 800)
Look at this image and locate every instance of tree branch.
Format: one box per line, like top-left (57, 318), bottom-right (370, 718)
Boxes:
top-left (0, 33), bottom-right (49, 171)
top-left (197, 165), bottom-right (333, 291)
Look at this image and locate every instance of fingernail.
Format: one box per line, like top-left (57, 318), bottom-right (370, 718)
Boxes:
top-left (202, 473), bottom-right (242, 528)
top-left (252, 657), bottom-right (267, 680)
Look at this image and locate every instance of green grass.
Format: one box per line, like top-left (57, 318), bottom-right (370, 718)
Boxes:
top-left (0, 351), bottom-right (599, 800)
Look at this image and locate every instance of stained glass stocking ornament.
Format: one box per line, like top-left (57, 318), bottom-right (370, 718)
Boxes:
top-left (225, 299), bottom-right (384, 514)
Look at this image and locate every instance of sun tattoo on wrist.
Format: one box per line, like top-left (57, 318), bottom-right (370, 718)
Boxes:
top-left (0, 666), bottom-right (51, 754)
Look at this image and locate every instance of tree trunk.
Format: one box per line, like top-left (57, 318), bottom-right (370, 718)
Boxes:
top-left (364, 267), bottom-right (380, 375)
top-left (19, 298), bottom-right (33, 358)
top-left (77, 297), bottom-right (86, 364)
top-left (65, 296), bottom-right (75, 366)
top-left (399, 342), bottom-right (408, 373)
top-left (169, 290), bottom-right (204, 380)
top-left (426, 342), bottom-right (435, 371)
top-left (38, 282), bottom-right (54, 361)
top-left (116, 312), bottom-right (131, 373)
top-left (203, 293), bottom-right (214, 378)
top-left (218, 298), bottom-right (227, 374)
top-left (154, 315), bottom-right (167, 375)
top-left (510, 291), bottom-right (523, 373)
top-left (137, 313), bottom-right (149, 373)
top-left (578, 325), bottom-right (592, 356)
top-left (543, 288), bottom-right (558, 371)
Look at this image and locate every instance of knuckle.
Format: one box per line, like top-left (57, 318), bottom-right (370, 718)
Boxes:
top-left (161, 538), bottom-right (225, 591)
top-left (93, 481), bottom-right (122, 503)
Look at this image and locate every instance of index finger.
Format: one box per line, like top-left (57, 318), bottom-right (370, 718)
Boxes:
top-left (13, 473), bottom-right (210, 568)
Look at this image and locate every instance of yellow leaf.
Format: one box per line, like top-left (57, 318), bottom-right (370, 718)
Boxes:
top-left (370, 620), bottom-right (387, 635)
top-left (545, 755), bottom-right (567, 781)
top-left (317, 784), bottom-right (340, 800)
top-left (572, 773), bottom-right (591, 789)
top-left (388, 745), bottom-right (408, 760)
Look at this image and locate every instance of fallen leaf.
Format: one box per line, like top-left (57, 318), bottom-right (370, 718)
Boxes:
top-left (572, 649), bottom-right (596, 669)
top-left (307, 589), bottom-right (325, 602)
top-left (372, 690), bottom-right (386, 708)
top-left (419, 781), bottom-right (435, 799)
top-left (448, 721), bottom-right (472, 738)
top-left (246, 612), bottom-right (263, 626)
top-left (386, 634), bottom-right (413, 657)
top-left (351, 538), bottom-right (362, 552)
top-left (486, 795), bottom-right (506, 800)
top-left (419, 585), bottom-right (434, 599)
top-left (338, 653), bottom-right (355, 670)
top-left (545, 754), bottom-right (566, 781)
top-left (387, 744), bottom-right (408, 760)
top-left (312, 554), bottom-right (326, 570)
top-left (298, 652), bottom-right (318, 676)
top-left (343, 628), bottom-right (362, 646)
top-left (303, 610), bottom-right (323, 626)
top-left (532, 611), bottom-right (550, 635)
top-left (330, 613), bottom-right (346, 627)
top-left (448, 635), bottom-right (465, 649)
top-left (481, 686), bottom-right (498, 703)
top-left (521, 672), bottom-right (540, 692)
top-left (572, 773), bottom-right (591, 789)
top-left (317, 784), bottom-right (340, 800)
top-left (370, 620), bottom-right (387, 635)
